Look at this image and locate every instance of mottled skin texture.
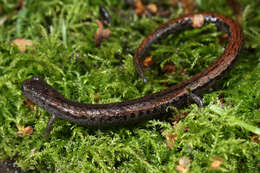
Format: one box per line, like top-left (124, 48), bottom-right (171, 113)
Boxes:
top-left (22, 13), bottom-right (243, 136)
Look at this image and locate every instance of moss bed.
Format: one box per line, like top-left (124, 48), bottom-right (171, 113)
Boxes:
top-left (0, 0), bottom-right (259, 172)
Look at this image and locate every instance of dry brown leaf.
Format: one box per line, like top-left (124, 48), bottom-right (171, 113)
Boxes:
top-left (24, 126), bottom-right (33, 135)
top-left (24, 99), bottom-right (34, 111)
top-left (251, 135), bottom-right (259, 143)
top-left (16, 125), bottom-right (33, 136)
top-left (103, 29), bottom-right (111, 40)
top-left (135, 0), bottom-right (146, 15)
top-left (210, 157), bottom-right (223, 170)
top-left (11, 38), bottom-right (33, 52)
top-left (162, 62), bottom-right (177, 74)
top-left (176, 156), bottom-right (190, 173)
top-left (135, 0), bottom-right (158, 16)
top-left (94, 19), bottom-right (104, 46)
top-left (143, 56), bottom-right (154, 67)
top-left (146, 4), bottom-right (158, 14)
top-left (94, 20), bottom-right (111, 46)
top-left (165, 133), bottom-right (177, 149)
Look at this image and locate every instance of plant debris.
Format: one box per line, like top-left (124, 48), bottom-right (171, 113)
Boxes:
top-left (143, 56), bottom-right (154, 67)
top-left (135, 0), bottom-right (158, 16)
top-left (16, 125), bottom-right (33, 136)
top-left (24, 99), bottom-right (34, 111)
top-left (93, 19), bottom-right (111, 46)
top-left (210, 157), bottom-right (223, 170)
top-left (11, 38), bottom-right (33, 52)
top-left (165, 133), bottom-right (178, 149)
top-left (176, 156), bottom-right (191, 173)
top-left (162, 62), bottom-right (177, 74)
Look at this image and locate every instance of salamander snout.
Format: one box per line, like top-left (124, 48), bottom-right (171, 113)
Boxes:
top-left (22, 76), bottom-right (45, 93)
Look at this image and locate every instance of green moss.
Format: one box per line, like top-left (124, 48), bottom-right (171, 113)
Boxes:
top-left (0, 0), bottom-right (259, 172)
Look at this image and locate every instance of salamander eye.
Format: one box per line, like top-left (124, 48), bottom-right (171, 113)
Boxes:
top-left (130, 113), bottom-right (136, 119)
top-left (32, 76), bottom-right (42, 81)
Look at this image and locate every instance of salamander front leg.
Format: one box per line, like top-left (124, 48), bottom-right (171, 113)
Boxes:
top-left (44, 114), bottom-right (57, 137)
top-left (187, 88), bottom-right (203, 108)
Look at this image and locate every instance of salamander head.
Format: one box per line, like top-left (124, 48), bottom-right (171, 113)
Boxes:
top-left (22, 76), bottom-right (46, 94)
top-left (22, 76), bottom-right (52, 103)
top-left (22, 76), bottom-right (66, 105)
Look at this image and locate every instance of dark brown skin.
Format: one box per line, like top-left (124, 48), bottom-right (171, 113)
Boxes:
top-left (22, 13), bottom-right (243, 136)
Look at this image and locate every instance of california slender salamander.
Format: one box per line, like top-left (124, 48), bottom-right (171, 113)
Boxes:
top-left (22, 13), bottom-right (243, 136)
